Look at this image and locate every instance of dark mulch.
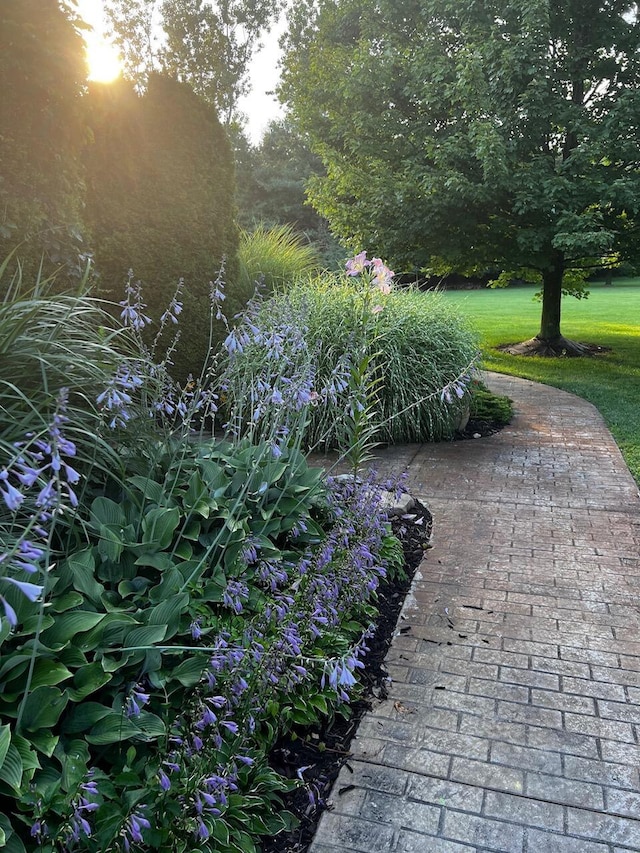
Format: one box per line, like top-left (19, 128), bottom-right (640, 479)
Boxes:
top-left (497, 339), bottom-right (611, 357)
top-left (455, 415), bottom-right (505, 440)
top-left (261, 500), bottom-right (433, 853)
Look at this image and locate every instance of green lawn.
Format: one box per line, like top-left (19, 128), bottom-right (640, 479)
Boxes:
top-left (439, 279), bottom-right (640, 485)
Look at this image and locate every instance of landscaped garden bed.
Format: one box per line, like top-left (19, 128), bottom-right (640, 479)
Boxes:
top-left (0, 254), bottom-right (481, 852)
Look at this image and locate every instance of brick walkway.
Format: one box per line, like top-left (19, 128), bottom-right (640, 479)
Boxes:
top-left (310, 373), bottom-right (640, 853)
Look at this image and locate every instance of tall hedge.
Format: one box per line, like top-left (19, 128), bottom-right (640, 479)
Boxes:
top-left (0, 0), bottom-right (88, 277)
top-left (85, 73), bottom-right (238, 380)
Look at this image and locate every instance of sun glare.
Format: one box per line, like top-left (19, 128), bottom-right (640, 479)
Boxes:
top-left (86, 37), bottom-right (122, 84)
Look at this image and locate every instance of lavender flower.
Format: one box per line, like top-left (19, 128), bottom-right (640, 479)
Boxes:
top-left (125, 685), bottom-right (150, 718)
top-left (119, 273), bottom-right (152, 331)
top-left (0, 596), bottom-right (18, 628)
top-left (223, 580), bottom-right (249, 614)
top-left (122, 808), bottom-right (151, 850)
top-left (0, 471), bottom-right (24, 511)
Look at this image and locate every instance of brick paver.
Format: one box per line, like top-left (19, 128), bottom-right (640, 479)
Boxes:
top-left (310, 373), bottom-right (640, 852)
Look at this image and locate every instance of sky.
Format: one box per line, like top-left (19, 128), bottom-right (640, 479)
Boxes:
top-left (74, 0), bottom-right (285, 143)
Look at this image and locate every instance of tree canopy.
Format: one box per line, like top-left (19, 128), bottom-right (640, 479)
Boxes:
top-left (280, 0), bottom-right (640, 352)
top-left (105, 0), bottom-right (285, 123)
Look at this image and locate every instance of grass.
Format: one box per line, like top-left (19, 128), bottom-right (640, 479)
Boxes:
top-left (437, 278), bottom-right (640, 485)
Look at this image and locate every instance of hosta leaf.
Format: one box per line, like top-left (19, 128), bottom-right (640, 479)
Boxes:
top-left (12, 735), bottom-right (40, 772)
top-left (135, 711), bottom-right (165, 738)
top-left (85, 712), bottom-right (144, 745)
top-left (50, 591), bottom-right (84, 613)
top-left (28, 729), bottom-right (59, 758)
top-left (58, 739), bottom-right (90, 790)
top-left (28, 660), bottom-right (73, 690)
top-left (20, 686), bottom-right (68, 732)
top-left (67, 662), bottom-right (111, 702)
top-left (90, 496), bottom-right (126, 528)
top-left (148, 593), bottom-right (189, 629)
top-left (61, 702), bottom-right (112, 734)
top-left (0, 655), bottom-right (31, 681)
top-left (127, 475), bottom-right (165, 504)
top-left (169, 655), bottom-right (207, 687)
top-left (173, 540), bottom-right (193, 560)
top-left (0, 745), bottom-right (23, 791)
top-left (81, 612), bottom-right (137, 649)
top-left (41, 611), bottom-right (106, 648)
top-left (5, 831), bottom-right (26, 853)
top-left (142, 507), bottom-right (180, 550)
top-left (60, 549), bottom-right (103, 602)
top-left (123, 625), bottom-right (167, 649)
top-left (97, 525), bottom-right (124, 563)
top-left (181, 519), bottom-right (201, 540)
top-left (0, 725), bottom-right (10, 768)
top-left (134, 552), bottom-right (175, 571)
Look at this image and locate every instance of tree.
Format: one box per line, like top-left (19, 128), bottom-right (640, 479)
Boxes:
top-left (280, 0), bottom-right (640, 353)
top-left (104, 0), bottom-right (285, 123)
top-left (0, 0), bottom-right (89, 277)
top-left (235, 118), bottom-right (344, 264)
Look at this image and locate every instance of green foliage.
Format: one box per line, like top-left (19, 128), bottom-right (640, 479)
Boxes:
top-left (0, 437), bottom-right (328, 850)
top-left (105, 0), bottom-right (285, 122)
top-left (469, 381), bottom-right (514, 427)
top-left (231, 224), bottom-right (320, 315)
top-left (0, 260), bottom-right (140, 486)
top-left (0, 257), bottom-right (402, 851)
top-left (280, 0), bottom-right (640, 343)
top-left (0, 0), bottom-right (89, 277)
top-left (84, 73), bottom-right (238, 381)
top-left (235, 119), bottom-right (345, 267)
top-left (225, 273), bottom-right (480, 447)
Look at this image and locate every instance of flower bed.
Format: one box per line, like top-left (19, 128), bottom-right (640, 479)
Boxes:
top-left (0, 255), bottom-right (473, 851)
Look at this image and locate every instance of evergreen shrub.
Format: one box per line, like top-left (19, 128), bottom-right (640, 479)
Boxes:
top-left (84, 74), bottom-right (239, 381)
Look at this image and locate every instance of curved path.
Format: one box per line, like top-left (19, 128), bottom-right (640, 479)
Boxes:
top-left (311, 373), bottom-right (640, 853)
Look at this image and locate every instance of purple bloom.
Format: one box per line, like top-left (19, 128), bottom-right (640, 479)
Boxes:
top-left (0, 596), bottom-right (18, 628)
top-left (1, 477), bottom-right (24, 511)
top-left (119, 276), bottom-right (152, 331)
top-left (125, 686), bottom-right (150, 718)
top-left (123, 809), bottom-right (151, 847)
top-left (3, 578), bottom-right (43, 602)
top-left (158, 769), bottom-right (171, 791)
top-left (223, 580), bottom-right (249, 614)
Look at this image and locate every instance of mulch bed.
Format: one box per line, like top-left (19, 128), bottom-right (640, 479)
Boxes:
top-left (261, 416), bottom-right (504, 852)
top-left (261, 500), bottom-right (433, 853)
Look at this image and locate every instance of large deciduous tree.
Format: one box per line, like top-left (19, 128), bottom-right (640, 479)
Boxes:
top-left (105, 0), bottom-right (285, 123)
top-left (280, 0), bottom-right (640, 354)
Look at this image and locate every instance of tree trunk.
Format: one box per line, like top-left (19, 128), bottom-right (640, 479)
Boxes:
top-left (501, 251), bottom-right (590, 356)
top-left (538, 254), bottom-right (564, 344)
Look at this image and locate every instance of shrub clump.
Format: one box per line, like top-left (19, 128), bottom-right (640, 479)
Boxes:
top-left (469, 380), bottom-right (514, 426)
top-left (228, 224), bottom-right (320, 318)
top-left (223, 256), bottom-right (480, 449)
